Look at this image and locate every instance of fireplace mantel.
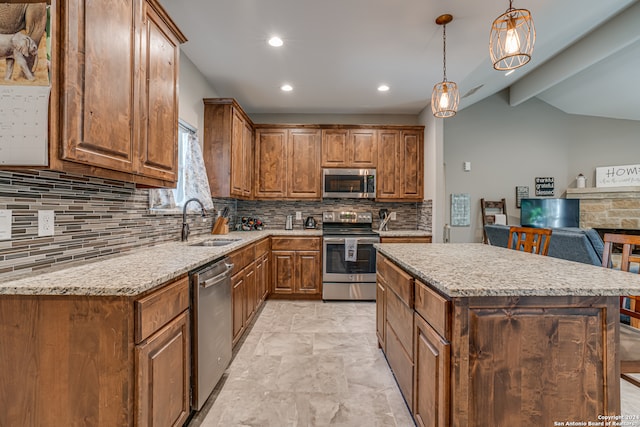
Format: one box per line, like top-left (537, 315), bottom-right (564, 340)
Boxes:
top-left (566, 187), bottom-right (640, 229)
top-left (566, 186), bottom-right (640, 200)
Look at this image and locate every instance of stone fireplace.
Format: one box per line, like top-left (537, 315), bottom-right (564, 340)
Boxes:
top-left (566, 186), bottom-right (640, 230)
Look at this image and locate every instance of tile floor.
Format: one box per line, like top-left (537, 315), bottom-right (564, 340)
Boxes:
top-left (189, 300), bottom-right (640, 427)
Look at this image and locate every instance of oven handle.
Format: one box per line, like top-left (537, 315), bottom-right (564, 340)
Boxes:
top-left (323, 237), bottom-right (380, 244)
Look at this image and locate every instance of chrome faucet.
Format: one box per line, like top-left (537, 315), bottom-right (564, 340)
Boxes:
top-left (182, 198), bottom-right (207, 241)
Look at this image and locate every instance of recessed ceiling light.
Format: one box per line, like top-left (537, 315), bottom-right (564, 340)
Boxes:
top-left (268, 36), bottom-right (284, 47)
top-left (378, 85), bottom-right (390, 92)
top-left (281, 84), bottom-right (293, 92)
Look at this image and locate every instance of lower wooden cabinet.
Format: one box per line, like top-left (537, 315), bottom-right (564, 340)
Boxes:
top-left (244, 264), bottom-right (257, 325)
top-left (232, 268), bottom-right (247, 345)
top-left (256, 251), bottom-right (270, 303)
top-left (136, 311), bottom-right (191, 427)
top-left (271, 237), bottom-right (322, 296)
top-left (413, 312), bottom-right (450, 427)
top-left (230, 238), bottom-right (270, 347)
top-left (0, 274), bottom-right (192, 426)
top-left (377, 255), bottom-right (415, 409)
top-left (231, 260), bottom-right (257, 347)
top-left (377, 253), bottom-right (620, 426)
top-left (134, 275), bottom-right (191, 427)
top-left (376, 277), bottom-right (386, 348)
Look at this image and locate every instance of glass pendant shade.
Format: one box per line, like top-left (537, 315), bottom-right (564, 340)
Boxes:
top-left (490, 5), bottom-right (535, 70)
top-left (431, 81), bottom-right (459, 118)
top-left (431, 14), bottom-right (458, 118)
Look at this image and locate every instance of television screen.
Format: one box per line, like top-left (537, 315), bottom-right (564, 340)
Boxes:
top-left (520, 198), bottom-right (580, 228)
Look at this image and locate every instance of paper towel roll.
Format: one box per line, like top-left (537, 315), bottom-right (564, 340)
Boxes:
top-left (494, 214), bottom-right (507, 225)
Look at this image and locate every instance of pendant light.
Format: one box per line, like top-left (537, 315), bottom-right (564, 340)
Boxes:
top-left (431, 14), bottom-right (459, 118)
top-left (490, 0), bottom-right (535, 71)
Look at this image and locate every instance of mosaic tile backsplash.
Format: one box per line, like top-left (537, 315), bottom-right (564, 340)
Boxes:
top-left (0, 170), bottom-right (217, 279)
top-left (0, 170), bottom-right (431, 278)
top-left (237, 199), bottom-right (431, 231)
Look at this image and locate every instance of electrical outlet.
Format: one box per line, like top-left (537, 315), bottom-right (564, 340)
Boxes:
top-left (296, 211), bottom-right (302, 220)
top-left (390, 212), bottom-right (397, 221)
top-left (38, 210), bottom-right (55, 237)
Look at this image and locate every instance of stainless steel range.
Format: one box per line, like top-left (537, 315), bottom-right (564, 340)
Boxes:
top-left (322, 211), bottom-right (380, 300)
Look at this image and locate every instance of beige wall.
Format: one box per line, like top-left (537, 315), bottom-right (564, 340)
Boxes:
top-left (443, 90), bottom-right (640, 243)
top-left (178, 52), bottom-right (219, 142)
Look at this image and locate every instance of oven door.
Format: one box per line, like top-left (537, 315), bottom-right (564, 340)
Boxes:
top-left (322, 236), bottom-right (379, 283)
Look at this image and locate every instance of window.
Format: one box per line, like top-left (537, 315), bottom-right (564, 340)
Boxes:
top-left (174, 120), bottom-right (197, 207)
top-left (149, 120), bottom-right (213, 213)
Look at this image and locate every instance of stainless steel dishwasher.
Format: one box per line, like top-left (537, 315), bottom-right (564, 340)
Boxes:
top-left (190, 256), bottom-right (233, 411)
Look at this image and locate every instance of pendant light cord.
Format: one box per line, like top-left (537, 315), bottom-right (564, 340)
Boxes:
top-left (442, 24), bottom-right (447, 82)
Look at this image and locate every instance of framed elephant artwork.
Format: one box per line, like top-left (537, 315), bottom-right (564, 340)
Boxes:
top-left (0, 3), bottom-right (50, 86)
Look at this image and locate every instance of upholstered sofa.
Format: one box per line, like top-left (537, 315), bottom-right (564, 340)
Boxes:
top-left (484, 224), bottom-right (604, 266)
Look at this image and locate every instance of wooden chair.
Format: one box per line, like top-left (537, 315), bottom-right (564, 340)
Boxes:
top-left (601, 233), bottom-right (640, 387)
top-left (507, 226), bottom-right (552, 255)
top-left (481, 198), bottom-right (507, 244)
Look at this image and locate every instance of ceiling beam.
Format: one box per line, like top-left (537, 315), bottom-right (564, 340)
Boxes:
top-left (509, 1), bottom-right (640, 107)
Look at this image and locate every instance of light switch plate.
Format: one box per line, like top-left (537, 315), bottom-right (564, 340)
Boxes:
top-left (390, 212), bottom-right (397, 221)
top-left (0, 210), bottom-right (11, 240)
top-left (38, 210), bottom-right (55, 237)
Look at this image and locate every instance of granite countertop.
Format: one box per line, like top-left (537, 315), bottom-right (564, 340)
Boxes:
top-left (376, 243), bottom-right (640, 297)
top-left (376, 230), bottom-right (431, 237)
top-left (0, 229), bottom-right (322, 297)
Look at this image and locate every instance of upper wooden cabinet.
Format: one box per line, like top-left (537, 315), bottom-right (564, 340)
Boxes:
top-left (377, 128), bottom-right (424, 201)
top-left (321, 128), bottom-right (377, 168)
top-left (50, 0), bottom-right (185, 187)
top-left (199, 100), bottom-right (423, 201)
top-left (203, 99), bottom-right (254, 199)
top-left (254, 126), bottom-right (321, 200)
top-left (288, 129), bottom-right (322, 198)
top-left (254, 128), bottom-right (288, 198)
top-left (136, 1), bottom-right (184, 182)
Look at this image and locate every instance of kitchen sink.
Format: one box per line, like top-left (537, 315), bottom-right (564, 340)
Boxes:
top-left (190, 239), bottom-right (241, 247)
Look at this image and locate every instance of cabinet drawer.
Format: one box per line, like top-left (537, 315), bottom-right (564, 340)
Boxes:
top-left (414, 280), bottom-right (450, 340)
top-left (385, 321), bottom-right (414, 410)
top-left (385, 286), bottom-right (414, 354)
top-left (271, 237), bottom-right (321, 251)
top-left (377, 256), bottom-right (413, 307)
top-left (380, 236), bottom-right (432, 243)
top-left (135, 275), bottom-right (189, 343)
top-left (255, 238), bottom-right (270, 258)
top-left (229, 244), bottom-right (256, 271)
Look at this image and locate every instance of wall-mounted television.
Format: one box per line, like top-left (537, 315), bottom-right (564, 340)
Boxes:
top-left (520, 198), bottom-right (580, 228)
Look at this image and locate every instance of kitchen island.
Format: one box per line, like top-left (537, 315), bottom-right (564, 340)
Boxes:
top-left (375, 243), bottom-right (640, 427)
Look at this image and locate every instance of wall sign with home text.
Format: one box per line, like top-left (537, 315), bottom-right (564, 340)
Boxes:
top-left (596, 164), bottom-right (640, 187)
top-left (535, 177), bottom-right (554, 196)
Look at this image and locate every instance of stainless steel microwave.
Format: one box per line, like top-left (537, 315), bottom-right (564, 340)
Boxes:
top-left (322, 169), bottom-right (376, 198)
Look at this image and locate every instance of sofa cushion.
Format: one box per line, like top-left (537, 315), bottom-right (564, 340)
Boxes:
top-left (484, 224), bottom-right (510, 248)
top-left (484, 224), bottom-right (603, 266)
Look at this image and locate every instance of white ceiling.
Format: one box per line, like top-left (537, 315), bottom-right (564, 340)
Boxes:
top-left (158, 0), bottom-right (640, 120)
